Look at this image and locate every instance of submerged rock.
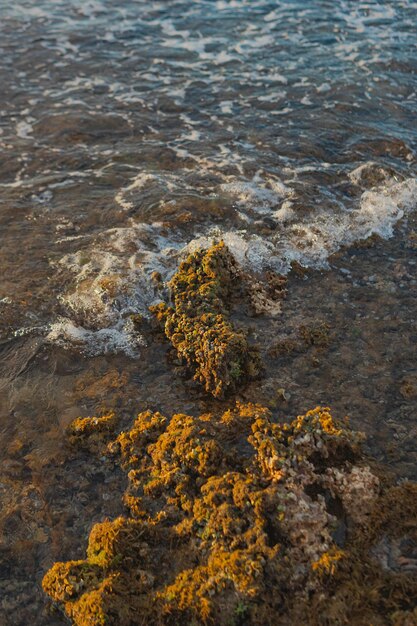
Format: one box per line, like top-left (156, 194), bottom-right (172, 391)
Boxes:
top-left (43, 404), bottom-right (417, 625)
top-left (150, 242), bottom-right (260, 398)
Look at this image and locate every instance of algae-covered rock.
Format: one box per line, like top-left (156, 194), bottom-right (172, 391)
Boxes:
top-left (43, 404), bottom-right (417, 625)
top-left (43, 517), bottom-right (170, 626)
top-left (66, 413), bottom-right (118, 452)
top-left (42, 560), bottom-right (102, 603)
top-left (150, 242), bottom-right (260, 398)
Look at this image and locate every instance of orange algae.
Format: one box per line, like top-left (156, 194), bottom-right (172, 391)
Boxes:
top-left (66, 413), bottom-right (118, 452)
top-left (150, 242), bottom-right (260, 398)
top-left (42, 404), bottom-right (417, 625)
top-left (311, 548), bottom-right (345, 576)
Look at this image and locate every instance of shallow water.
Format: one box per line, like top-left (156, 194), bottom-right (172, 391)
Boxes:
top-left (0, 1), bottom-right (416, 623)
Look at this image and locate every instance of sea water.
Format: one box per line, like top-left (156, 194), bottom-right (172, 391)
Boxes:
top-left (0, 1), bottom-right (416, 623)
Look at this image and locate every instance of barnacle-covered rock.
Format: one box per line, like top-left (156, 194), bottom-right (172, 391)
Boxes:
top-left (43, 405), bottom-right (417, 625)
top-left (150, 242), bottom-right (260, 398)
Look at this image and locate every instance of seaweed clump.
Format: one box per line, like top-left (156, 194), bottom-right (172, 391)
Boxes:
top-left (43, 404), bottom-right (417, 625)
top-left (150, 242), bottom-right (260, 398)
top-left (66, 413), bottom-right (118, 452)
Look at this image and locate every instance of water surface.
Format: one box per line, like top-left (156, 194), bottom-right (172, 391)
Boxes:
top-left (0, 1), bottom-right (416, 623)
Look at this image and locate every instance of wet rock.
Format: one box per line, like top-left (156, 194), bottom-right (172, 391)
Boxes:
top-left (66, 414), bottom-right (118, 453)
top-left (42, 404), bottom-right (417, 626)
top-left (150, 242), bottom-right (260, 398)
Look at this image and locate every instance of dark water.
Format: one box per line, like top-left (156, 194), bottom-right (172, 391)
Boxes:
top-left (0, 1), bottom-right (416, 623)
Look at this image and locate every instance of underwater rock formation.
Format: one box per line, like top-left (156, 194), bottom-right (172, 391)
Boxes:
top-left (43, 404), bottom-right (417, 625)
top-left (150, 242), bottom-right (260, 398)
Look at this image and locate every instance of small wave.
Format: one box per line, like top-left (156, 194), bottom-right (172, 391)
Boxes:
top-left (57, 223), bottom-right (181, 323)
top-left (48, 168), bottom-right (417, 356)
top-left (187, 175), bottom-right (417, 272)
top-left (48, 222), bottom-right (182, 355)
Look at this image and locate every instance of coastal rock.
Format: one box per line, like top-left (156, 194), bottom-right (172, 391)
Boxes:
top-left (43, 404), bottom-right (417, 625)
top-left (150, 242), bottom-right (260, 398)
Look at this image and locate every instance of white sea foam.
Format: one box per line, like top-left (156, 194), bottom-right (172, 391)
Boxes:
top-left (348, 161), bottom-right (396, 186)
top-left (48, 168), bottom-right (417, 356)
top-left (115, 170), bottom-right (186, 211)
top-left (220, 101), bottom-right (233, 114)
top-left (317, 82), bottom-right (331, 93)
top-left (16, 120), bottom-right (34, 139)
top-left (353, 177), bottom-right (417, 239)
top-left (258, 91), bottom-right (287, 102)
top-left (57, 222), bottom-right (180, 325)
top-left (187, 176), bottom-right (417, 273)
top-left (186, 230), bottom-right (277, 271)
top-left (49, 221), bottom-right (183, 355)
top-left (46, 318), bottom-right (145, 357)
top-left (115, 173), bottom-right (158, 210)
top-left (220, 172), bottom-right (290, 215)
